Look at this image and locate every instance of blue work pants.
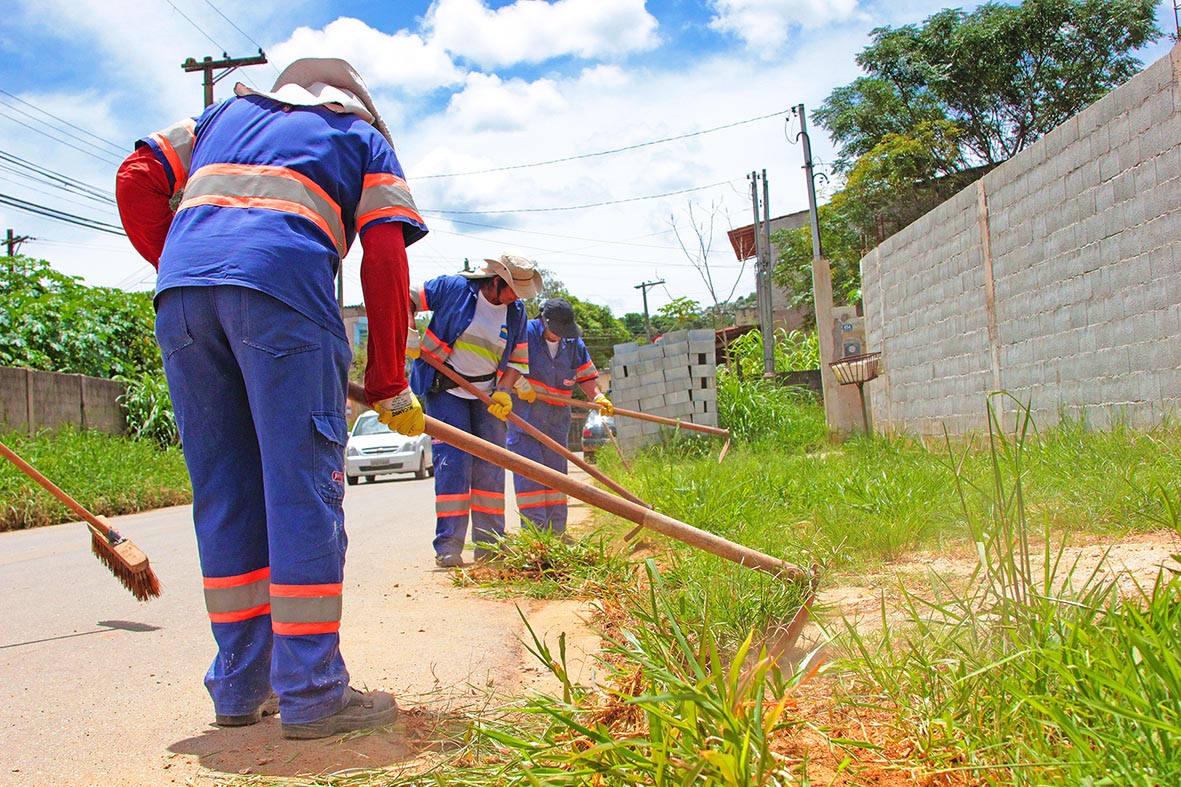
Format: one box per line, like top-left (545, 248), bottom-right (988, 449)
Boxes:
top-left (425, 390), bottom-right (506, 558)
top-left (507, 404), bottom-right (570, 534)
top-left (156, 285), bottom-right (352, 725)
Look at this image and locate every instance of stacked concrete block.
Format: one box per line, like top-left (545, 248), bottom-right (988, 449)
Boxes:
top-left (609, 329), bottom-right (718, 451)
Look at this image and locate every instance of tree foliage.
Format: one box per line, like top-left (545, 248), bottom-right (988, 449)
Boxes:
top-left (816, 0), bottom-right (1160, 172)
top-left (656, 296), bottom-right (704, 331)
top-left (770, 199), bottom-right (866, 322)
top-left (0, 255), bottom-right (161, 379)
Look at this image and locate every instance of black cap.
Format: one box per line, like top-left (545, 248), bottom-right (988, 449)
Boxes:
top-left (540, 298), bottom-right (581, 339)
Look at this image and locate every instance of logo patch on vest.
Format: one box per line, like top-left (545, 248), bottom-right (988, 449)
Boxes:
top-left (332, 471), bottom-right (344, 483)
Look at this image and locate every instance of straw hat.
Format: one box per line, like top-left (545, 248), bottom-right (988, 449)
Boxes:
top-left (461, 253), bottom-right (542, 299)
top-left (234, 57), bottom-right (395, 147)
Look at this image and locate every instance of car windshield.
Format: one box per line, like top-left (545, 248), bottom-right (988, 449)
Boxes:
top-left (351, 415), bottom-right (388, 437)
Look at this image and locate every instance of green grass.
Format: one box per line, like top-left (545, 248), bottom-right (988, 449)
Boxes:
top-left (0, 426), bottom-right (190, 530)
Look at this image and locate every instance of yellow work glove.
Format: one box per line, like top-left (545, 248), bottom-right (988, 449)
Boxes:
top-left (593, 393), bottom-right (614, 417)
top-left (515, 380), bottom-right (537, 403)
top-left (405, 325), bottom-right (421, 360)
top-left (373, 390), bottom-right (425, 436)
top-left (487, 389), bottom-right (513, 421)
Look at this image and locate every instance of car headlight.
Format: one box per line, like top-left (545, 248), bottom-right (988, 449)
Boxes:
top-left (346, 445), bottom-right (360, 457)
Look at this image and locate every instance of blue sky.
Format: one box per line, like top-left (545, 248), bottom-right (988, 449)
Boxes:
top-left (1, 0), bottom-right (1175, 316)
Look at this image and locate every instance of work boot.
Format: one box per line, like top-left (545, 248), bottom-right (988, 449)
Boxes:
top-left (281, 688), bottom-right (398, 740)
top-left (214, 691), bottom-right (279, 727)
top-left (435, 552), bottom-right (464, 568)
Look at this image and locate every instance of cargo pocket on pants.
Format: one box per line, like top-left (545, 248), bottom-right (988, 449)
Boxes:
top-left (312, 412), bottom-right (347, 505)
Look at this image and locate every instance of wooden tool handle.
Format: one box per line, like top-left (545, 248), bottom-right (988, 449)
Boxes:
top-left (535, 392), bottom-right (730, 438)
top-left (418, 356), bottom-right (650, 508)
top-left (0, 440), bottom-right (112, 538)
top-left (347, 383), bottom-right (805, 581)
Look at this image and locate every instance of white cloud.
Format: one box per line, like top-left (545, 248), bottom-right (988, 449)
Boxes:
top-left (268, 17), bottom-right (465, 93)
top-left (425, 0), bottom-right (659, 69)
top-left (709, 0), bottom-right (860, 51)
top-left (443, 72), bottom-right (567, 133)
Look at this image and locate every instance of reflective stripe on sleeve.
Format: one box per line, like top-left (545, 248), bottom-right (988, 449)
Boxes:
top-left (356, 173), bottom-right (425, 232)
top-left (574, 360), bottom-right (598, 382)
top-left (148, 119), bottom-right (196, 191)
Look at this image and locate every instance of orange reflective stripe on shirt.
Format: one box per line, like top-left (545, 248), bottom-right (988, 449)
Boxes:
top-left (356, 172), bottom-right (424, 233)
top-left (270, 581), bottom-right (343, 636)
top-left (203, 566), bottom-right (271, 623)
top-left (149, 119), bottom-right (196, 191)
top-left (178, 163), bottom-right (347, 256)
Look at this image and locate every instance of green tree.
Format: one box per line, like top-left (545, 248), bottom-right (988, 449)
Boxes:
top-left (0, 255), bottom-right (160, 378)
top-left (656, 296), bottom-right (704, 331)
top-left (770, 199), bottom-right (866, 324)
top-left (816, 0), bottom-right (1160, 172)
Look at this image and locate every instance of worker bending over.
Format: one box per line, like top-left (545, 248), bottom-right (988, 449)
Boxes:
top-left (408, 254), bottom-right (542, 567)
top-left (115, 58), bottom-right (426, 740)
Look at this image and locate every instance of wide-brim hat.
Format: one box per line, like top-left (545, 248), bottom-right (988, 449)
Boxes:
top-left (234, 57), bottom-right (394, 147)
top-left (461, 253), bottom-right (542, 299)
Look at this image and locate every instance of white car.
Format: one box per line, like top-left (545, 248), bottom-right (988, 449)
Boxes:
top-left (345, 410), bottom-right (433, 485)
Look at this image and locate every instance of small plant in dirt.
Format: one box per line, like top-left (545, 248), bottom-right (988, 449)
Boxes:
top-left (449, 561), bottom-right (820, 786)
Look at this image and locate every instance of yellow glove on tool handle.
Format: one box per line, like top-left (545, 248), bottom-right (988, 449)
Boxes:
top-left (374, 390), bottom-right (425, 436)
top-left (593, 393), bottom-right (614, 417)
top-left (405, 324), bottom-right (421, 360)
top-left (487, 389), bottom-right (513, 421)
top-left (515, 380), bottom-right (537, 403)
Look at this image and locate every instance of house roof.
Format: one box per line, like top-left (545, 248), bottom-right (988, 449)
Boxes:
top-left (726, 208), bottom-right (812, 260)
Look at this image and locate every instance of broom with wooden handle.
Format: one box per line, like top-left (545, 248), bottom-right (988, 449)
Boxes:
top-left (534, 391), bottom-right (731, 463)
top-left (348, 382), bottom-right (808, 582)
top-left (416, 354), bottom-right (651, 509)
top-left (0, 439), bottom-right (162, 601)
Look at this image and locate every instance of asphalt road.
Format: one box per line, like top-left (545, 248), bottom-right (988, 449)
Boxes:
top-left (0, 466), bottom-right (590, 786)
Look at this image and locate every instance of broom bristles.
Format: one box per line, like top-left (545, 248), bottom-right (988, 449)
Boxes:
top-left (90, 529), bottom-right (162, 601)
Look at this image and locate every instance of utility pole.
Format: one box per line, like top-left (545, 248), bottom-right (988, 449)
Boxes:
top-left (462, 257), bottom-right (472, 273)
top-left (182, 49), bottom-right (268, 108)
top-left (748, 171), bottom-right (775, 378)
top-left (634, 279), bottom-right (665, 342)
top-left (792, 103), bottom-right (862, 432)
top-left (5, 229), bottom-right (32, 257)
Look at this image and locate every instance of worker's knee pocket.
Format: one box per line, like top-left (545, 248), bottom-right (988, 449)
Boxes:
top-left (311, 412), bottom-right (347, 504)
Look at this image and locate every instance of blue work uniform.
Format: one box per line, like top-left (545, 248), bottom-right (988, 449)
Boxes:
top-left (506, 318), bottom-right (598, 534)
top-left (141, 94), bottom-right (426, 724)
top-left (409, 275), bottom-right (528, 558)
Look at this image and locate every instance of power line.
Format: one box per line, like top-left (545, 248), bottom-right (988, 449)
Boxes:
top-left (428, 214), bottom-right (680, 249)
top-left (417, 108), bottom-right (790, 179)
top-left (0, 192), bottom-right (126, 236)
top-left (0, 110), bottom-right (124, 167)
top-left (425, 180), bottom-right (736, 215)
top-left (0, 91), bottom-right (125, 155)
top-left (0, 150), bottom-right (115, 203)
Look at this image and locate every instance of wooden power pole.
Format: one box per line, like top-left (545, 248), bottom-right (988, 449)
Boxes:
top-left (182, 50), bottom-right (268, 108)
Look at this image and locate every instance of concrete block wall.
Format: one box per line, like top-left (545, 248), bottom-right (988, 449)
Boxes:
top-left (609, 329), bottom-right (718, 450)
top-left (0, 366), bottom-right (127, 435)
top-left (862, 44), bottom-right (1181, 434)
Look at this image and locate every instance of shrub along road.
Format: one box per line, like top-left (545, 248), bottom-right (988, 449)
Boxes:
top-left (0, 467), bottom-right (594, 786)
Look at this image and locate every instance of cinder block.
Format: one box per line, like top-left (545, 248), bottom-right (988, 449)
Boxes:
top-left (662, 365), bottom-right (691, 383)
top-left (639, 394), bottom-right (666, 411)
top-left (689, 364), bottom-right (714, 378)
top-left (659, 340), bottom-right (690, 358)
top-left (664, 390), bottom-right (691, 406)
top-left (661, 329), bottom-right (690, 344)
top-left (687, 329), bottom-right (714, 343)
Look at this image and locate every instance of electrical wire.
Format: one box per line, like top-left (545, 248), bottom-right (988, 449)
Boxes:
top-left (0, 111), bottom-right (124, 167)
top-left (0, 150), bottom-right (116, 203)
top-left (0, 90), bottom-right (126, 155)
top-left (0, 192), bottom-right (126, 236)
top-left (202, 0), bottom-right (279, 74)
top-left (425, 180), bottom-right (736, 215)
top-left (417, 108), bottom-right (792, 179)
top-left (165, 0), bottom-right (264, 91)
top-left (429, 215), bottom-right (681, 249)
